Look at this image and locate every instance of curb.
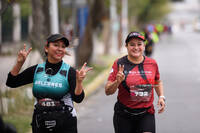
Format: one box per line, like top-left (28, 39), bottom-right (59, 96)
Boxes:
top-left (83, 54), bottom-right (125, 98)
top-left (84, 68), bottom-right (110, 97)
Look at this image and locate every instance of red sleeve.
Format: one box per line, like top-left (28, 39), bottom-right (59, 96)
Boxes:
top-left (108, 60), bottom-right (118, 82)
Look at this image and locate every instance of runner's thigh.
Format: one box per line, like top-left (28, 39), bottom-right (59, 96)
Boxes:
top-left (138, 113), bottom-right (155, 133)
top-left (113, 112), bottom-right (133, 133)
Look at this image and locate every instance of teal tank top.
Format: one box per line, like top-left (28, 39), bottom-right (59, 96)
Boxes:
top-left (33, 62), bottom-right (70, 100)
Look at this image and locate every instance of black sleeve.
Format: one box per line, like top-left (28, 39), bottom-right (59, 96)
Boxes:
top-left (6, 65), bottom-right (37, 88)
top-left (68, 67), bottom-right (85, 103)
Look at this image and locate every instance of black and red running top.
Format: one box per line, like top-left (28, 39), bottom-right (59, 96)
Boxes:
top-left (108, 55), bottom-right (160, 112)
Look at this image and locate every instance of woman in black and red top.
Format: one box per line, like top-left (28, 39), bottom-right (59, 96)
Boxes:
top-left (105, 31), bottom-right (165, 133)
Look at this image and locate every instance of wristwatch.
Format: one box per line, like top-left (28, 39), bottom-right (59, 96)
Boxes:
top-left (159, 96), bottom-right (166, 101)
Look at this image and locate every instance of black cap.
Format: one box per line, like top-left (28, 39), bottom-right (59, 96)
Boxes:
top-left (125, 31), bottom-right (145, 44)
top-left (46, 34), bottom-right (69, 47)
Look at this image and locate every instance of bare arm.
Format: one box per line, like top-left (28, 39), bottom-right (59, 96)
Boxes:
top-left (105, 80), bottom-right (120, 95)
top-left (11, 44), bottom-right (32, 76)
top-left (155, 80), bottom-right (164, 96)
top-left (105, 64), bottom-right (125, 96)
top-left (155, 80), bottom-right (165, 113)
top-left (75, 62), bottom-right (93, 95)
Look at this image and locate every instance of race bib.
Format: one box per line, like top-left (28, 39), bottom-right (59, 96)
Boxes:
top-left (130, 83), bottom-right (152, 102)
top-left (38, 98), bottom-right (61, 107)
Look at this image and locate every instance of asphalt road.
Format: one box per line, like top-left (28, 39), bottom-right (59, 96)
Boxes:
top-left (76, 30), bottom-right (200, 133)
top-left (76, 82), bottom-right (116, 133)
top-left (154, 32), bottom-right (200, 133)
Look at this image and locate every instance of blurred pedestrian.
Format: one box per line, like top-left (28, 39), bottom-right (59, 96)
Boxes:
top-left (6, 34), bottom-right (92, 133)
top-left (63, 21), bottom-right (73, 42)
top-left (105, 31), bottom-right (166, 133)
top-left (143, 28), bottom-right (154, 57)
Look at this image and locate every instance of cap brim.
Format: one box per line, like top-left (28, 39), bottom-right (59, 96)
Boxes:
top-left (49, 36), bottom-right (69, 47)
top-left (59, 37), bottom-right (69, 47)
top-left (125, 37), bottom-right (145, 43)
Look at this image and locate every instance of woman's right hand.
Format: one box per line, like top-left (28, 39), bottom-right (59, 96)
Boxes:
top-left (17, 44), bottom-right (32, 64)
top-left (105, 64), bottom-right (125, 95)
top-left (116, 64), bottom-right (125, 84)
top-left (10, 44), bottom-right (32, 76)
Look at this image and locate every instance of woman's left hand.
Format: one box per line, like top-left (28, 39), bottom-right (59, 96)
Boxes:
top-left (157, 98), bottom-right (165, 113)
top-left (76, 62), bottom-right (93, 83)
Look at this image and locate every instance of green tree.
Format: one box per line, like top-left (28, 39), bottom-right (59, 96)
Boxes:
top-left (128, 0), bottom-right (171, 29)
top-left (138, 0), bottom-right (170, 24)
top-left (0, 0), bottom-right (16, 15)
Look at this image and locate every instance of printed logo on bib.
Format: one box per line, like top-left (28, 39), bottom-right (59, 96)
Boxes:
top-left (129, 79), bottom-right (153, 102)
top-left (38, 98), bottom-right (61, 107)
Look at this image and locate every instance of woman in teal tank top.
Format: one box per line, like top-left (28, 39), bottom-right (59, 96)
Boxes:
top-left (6, 34), bottom-right (92, 133)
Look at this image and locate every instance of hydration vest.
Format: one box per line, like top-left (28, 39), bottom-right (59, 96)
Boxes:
top-left (33, 62), bottom-right (70, 100)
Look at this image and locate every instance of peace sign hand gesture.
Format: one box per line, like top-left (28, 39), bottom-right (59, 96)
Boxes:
top-left (116, 64), bottom-right (125, 84)
top-left (10, 44), bottom-right (32, 76)
top-left (76, 62), bottom-right (93, 83)
top-left (17, 44), bottom-right (32, 64)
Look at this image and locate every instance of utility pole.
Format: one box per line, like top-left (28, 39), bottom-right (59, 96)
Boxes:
top-left (71, 0), bottom-right (77, 42)
top-left (110, 0), bottom-right (119, 54)
top-left (28, 15), bottom-right (33, 34)
top-left (49, 0), bottom-right (59, 34)
top-left (121, 0), bottom-right (128, 45)
top-left (13, 2), bottom-right (21, 42)
top-left (0, 0), bottom-right (1, 44)
top-left (120, 0), bottom-right (128, 53)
